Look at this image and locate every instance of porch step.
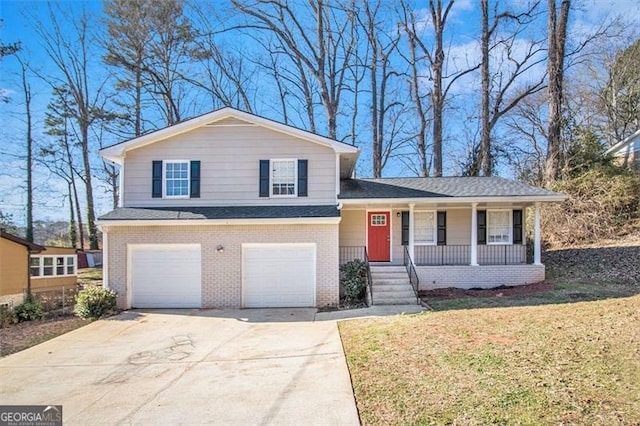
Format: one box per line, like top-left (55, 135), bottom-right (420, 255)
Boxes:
top-left (369, 266), bottom-right (418, 306)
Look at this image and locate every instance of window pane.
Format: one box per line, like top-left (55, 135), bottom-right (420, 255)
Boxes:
top-left (414, 212), bottom-right (435, 243)
top-left (488, 211), bottom-right (510, 243)
top-left (30, 267), bottom-right (40, 277)
top-left (164, 161), bottom-right (189, 197)
top-left (272, 160), bottom-right (296, 196)
top-left (30, 257), bottom-right (40, 267)
top-left (43, 257), bottom-right (53, 266)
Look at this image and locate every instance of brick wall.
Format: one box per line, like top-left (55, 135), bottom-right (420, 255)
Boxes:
top-left (104, 224), bottom-right (339, 309)
top-left (417, 264), bottom-right (545, 290)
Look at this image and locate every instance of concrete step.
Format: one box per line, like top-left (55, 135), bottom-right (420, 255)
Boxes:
top-left (370, 266), bottom-right (407, 273)
top-left (372, 283), bottom-right (413, 292)
top-left (371, 272), bottom-right (409, 279)
top-left (373, 295), bottom-right (418, 305)
top-left (373, 291), bottom-right (417, 301)
top-left (371, 278), bottom-right (411, 286)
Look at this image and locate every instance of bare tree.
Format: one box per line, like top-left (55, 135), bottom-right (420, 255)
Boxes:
top-left (401, 0), bottom-right (479, 176)
top-left (357, 0), bottom-right (403, 177)
top-left (231, 0), bottom-right (357, 140)
top-left (478, 0), bottom-right (546, 176)
top-left (16, 57), bottom-right (34, 242)
top-left (545, 0), bottom-right (570, 185)
top-left (34, 5), bottom-right (111, 249)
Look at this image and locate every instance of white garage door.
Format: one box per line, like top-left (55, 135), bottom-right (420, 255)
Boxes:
top-left (243, 243), bottom-right (316, 308)
top-left (129, 244), bottom-right (201, 308)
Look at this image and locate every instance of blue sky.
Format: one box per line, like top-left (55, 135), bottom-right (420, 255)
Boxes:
top-left (1, 0), bottom-right (638, 227)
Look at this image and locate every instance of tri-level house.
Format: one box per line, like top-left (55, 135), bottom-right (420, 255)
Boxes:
top-left (98, 107), bottom-right (564, 309)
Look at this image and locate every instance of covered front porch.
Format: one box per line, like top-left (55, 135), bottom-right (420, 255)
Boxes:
top-left (338, 201), bottom-right (545, 291)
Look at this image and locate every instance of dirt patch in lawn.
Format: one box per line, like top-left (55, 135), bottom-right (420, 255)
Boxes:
top-left (0, 316), bottom-right (91, 357)
top-left (420, 281), bottom-right (554, 300)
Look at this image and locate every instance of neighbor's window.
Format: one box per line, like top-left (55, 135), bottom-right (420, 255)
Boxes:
top-left (43, 257), bottom-right (54, 276)
top-left (66, 256), bottom-right (75, 275)
top-left (30, 255), bottom-right (77, 278)
top-left (487, 210), bottom-right (511, 244)
top-left (271, 159), bottom-right (296, 196)
top-left (30, 257), bottom-right (41, 277)
top-left (164, 160), bottom-right (189, 198)
top-left (414, 211), bottom-right (436, 244)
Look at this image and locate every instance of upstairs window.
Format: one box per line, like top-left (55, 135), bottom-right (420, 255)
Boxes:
top-left (164, 161), bottom-right (190, 198)
top-left (271, 159), bottom-right (297, 196)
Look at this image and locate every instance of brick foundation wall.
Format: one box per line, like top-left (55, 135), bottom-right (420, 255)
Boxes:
top-left (417, 264), bottom-right (545, 290)
top-left (104, 224), bottom-right (339, 309)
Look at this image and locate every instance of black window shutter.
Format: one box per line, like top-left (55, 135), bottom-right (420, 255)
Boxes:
top-left (437, 211), bottom-right (447, 246)
top-left (259, 160), bottom-right (270, 197)
top-left (401, 211), bottom-right (409, 246)
top-left (190, 161), bottom-right (201, 198)
top-left (513, 209), bottom-right (523, 244)
top-left (477, 210), bottom-right (487, 245)
top-left (152, 161), bottom-right (162, 198)
top-left (298, 159), bottom-right (308, 197)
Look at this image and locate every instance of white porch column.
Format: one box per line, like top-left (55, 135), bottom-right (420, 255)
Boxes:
top-left (408, 203), bottom-right (415, 260)
top-left (470, 202), bottom-right (479, 266)
top-left (534, 202), bottom-right (542, 265)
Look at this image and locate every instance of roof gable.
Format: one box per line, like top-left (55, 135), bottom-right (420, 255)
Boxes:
top-left (99, 107), bottom-right (359, 163)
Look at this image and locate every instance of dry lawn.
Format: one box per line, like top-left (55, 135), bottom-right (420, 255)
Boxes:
top-left (0, 316), bottom-right (90, 357)
top-left (340, 296), bottom-right (640, 424)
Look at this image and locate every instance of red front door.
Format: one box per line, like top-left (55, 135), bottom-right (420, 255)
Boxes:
top-left (367, 211), bottom-right (390, 261)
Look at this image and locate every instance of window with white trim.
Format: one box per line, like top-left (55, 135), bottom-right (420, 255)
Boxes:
top-left (271, 159), bottom-right (297, 196)
top-left (487, 210), bottom-right (511, 244)
top-left (164, 160), bottom-right (190, 198)
top-left (414, 211), bottom-right (436, 244)
top-left (30, 255), bottom-right (77, 278)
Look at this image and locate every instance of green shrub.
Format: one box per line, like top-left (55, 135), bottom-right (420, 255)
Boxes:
top-left (340, 259), bottom-right (369, 301)
top-left (74, 286), bottom-right (117, 319)
top-left (14, 296), bottom-right (44, 322)
top-left (0, 305), bottom-right (17, 327)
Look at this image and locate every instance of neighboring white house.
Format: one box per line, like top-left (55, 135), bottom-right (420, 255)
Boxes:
top-left (606, 129), bottom-right (640, 171)
top-left (98, 107), bottom-right (565, 310)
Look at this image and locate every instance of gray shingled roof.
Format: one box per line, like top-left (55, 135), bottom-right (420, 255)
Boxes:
top-left (339, 177), bottom-right (561, 199)
top-left (98, 205), bottom-right (340, 221)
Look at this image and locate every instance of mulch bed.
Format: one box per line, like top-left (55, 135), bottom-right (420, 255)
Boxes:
top-left (0, 315), bottom-right (90, 357)
top-left (419, 281), bottom-right (555, 300)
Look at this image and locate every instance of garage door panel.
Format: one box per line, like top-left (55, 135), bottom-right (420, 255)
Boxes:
top-left (243, 244), bottom-right (316, 308)
top-left (130, 244), bottom-right (201, 309)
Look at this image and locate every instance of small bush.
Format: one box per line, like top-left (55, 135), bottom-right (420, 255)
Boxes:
top-left (74, 286), bottom-right (117, 319)
top-left (14, 296), bottom-right (44, 322)
top-left (0, 305), bottom-right (17, 327)
top-left (340, 259), bottom-right (369, 301)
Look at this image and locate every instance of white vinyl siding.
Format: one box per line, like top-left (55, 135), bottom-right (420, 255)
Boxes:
top-left (123, 125), bottom-right (336, 207)
top-left (414, 211), bottom-right (436, 245)
top-left (487, 210), bottom-right (511, 244)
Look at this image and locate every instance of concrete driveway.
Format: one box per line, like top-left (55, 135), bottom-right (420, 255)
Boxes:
top-left (0, 309), bottom-right (360, 425)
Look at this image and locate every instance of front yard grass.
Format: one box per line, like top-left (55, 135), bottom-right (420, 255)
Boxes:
top-left (340, 243), bottom-right (640, 424)
top-left (340, 295), bottom-right (640, 424)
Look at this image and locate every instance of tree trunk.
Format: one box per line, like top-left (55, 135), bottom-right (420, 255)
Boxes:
top-left (479, 0), bottom-right (491, 177)
top-left (545, 0), bottom-right (570, 185)
top-left (68, 182), bottom-right (77, 248)
top-left (21, 62), bottom-right (34, 242)
top-left (431, 0), bottom-right (445, 177)
top-left (81, 122), bottom-right (99, 250)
